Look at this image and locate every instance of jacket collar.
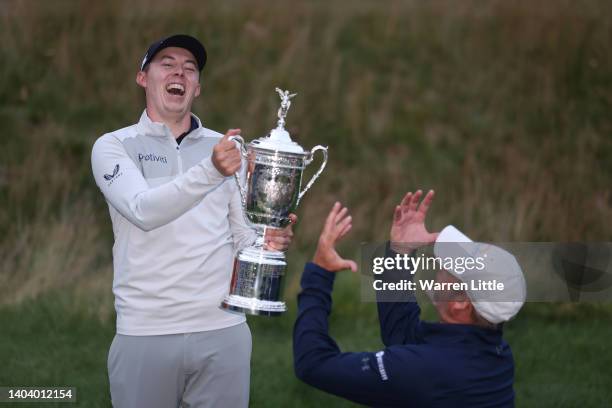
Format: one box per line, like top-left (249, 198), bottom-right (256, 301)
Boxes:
top-left (419, 321), bottom-right (504, 346)
top-left (136, 110), bottom-right (204, 139)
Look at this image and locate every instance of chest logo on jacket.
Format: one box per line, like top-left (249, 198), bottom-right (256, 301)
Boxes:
top-left (138, 153), bottom-right (168, 164)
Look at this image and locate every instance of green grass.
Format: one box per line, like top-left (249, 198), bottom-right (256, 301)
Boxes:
top-left (0, 0), bottom-right (611, 406)
top-left (2, 0), bottom-right (611, 302)
top-left (1, 284), bottom-right (611, 407)
top-left (0, 295), bottom-right (114, 408)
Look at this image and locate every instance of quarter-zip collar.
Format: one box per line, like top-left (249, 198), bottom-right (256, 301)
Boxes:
top-left (176, 116), bottom-right (199, 145)
top-left (136, 110), bottom-right (204, 140)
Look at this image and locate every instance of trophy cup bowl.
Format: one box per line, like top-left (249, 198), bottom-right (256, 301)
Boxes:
top-left (242, 142), bottom-right (328, 228)
top-left (221, 88), bottom-right (328, 316)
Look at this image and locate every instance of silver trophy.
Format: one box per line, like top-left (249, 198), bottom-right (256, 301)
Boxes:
top-left (221, 88), bottom-right (328, 316)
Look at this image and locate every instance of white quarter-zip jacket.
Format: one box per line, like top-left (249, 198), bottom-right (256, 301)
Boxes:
top-left (91, 111), bottom-right (255, 335)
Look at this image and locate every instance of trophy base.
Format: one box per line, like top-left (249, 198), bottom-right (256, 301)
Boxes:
top-left (221, 246), bottom-right (287, 317)
top-left (221, 295), bottom-right (286, 316)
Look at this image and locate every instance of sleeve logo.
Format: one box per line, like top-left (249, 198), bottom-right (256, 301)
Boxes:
top-left (104, 164), bottom-right (120, 181)
top-left (103, 164), bottom-right (123, 186)
top-left (375, 351), bottom-right (388, 381)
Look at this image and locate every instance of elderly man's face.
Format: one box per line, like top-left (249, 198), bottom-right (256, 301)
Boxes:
top-left (426, 270), bottom-right (462, 304)
top-left (136, 47), bottom-right (201, 119)
top-left (425, 269), bottom-right (474, 324)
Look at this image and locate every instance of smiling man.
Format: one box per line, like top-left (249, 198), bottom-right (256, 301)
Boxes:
top-left (91, 34), bottom-right (294, 408)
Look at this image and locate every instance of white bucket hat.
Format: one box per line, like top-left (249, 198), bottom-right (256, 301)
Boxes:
top-left (433, 226), bottom-right (527, 324)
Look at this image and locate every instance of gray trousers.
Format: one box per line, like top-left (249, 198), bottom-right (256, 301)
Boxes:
top-left (108, 323), bottom-right (251, 408)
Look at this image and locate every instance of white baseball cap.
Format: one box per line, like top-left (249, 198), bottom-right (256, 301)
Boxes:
top-left (433, 225), bottom-right (527, 324)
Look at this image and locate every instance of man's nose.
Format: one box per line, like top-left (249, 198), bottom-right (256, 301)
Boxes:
top-left (173, 65), bottom-right (185, 76)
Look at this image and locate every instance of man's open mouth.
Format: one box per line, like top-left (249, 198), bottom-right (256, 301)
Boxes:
top-left (166, 83), bottom-right (185, 96)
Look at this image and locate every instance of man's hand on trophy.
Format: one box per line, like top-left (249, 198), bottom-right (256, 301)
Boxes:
top-left (212, 129), bottom-right (242, 176)
top-left (264, 214), bottom-right (298, 252)
top-left (390, 190), bottom-right (439, 253)
top-left (312, 202), bottom-right (358, 273)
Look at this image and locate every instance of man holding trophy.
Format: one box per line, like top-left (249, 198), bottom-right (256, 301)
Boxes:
top-left (91, 34), bottom-right (299, 408)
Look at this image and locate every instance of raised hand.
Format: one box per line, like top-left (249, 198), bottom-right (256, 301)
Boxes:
top-left (390, 190), bottom-right (439, 253)
top-left (212, 129), bottom-right (242, 176)
top-left (312, 202), bottom-right (358, 273)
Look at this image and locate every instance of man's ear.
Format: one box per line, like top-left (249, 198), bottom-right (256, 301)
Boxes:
top-left (194, 83), bottom-right (201, 98)
top-left (136, 71), bottom-right (147, 88)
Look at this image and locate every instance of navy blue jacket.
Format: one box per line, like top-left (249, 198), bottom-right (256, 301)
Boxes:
top-left (293, 255), bottom-right (515, 407)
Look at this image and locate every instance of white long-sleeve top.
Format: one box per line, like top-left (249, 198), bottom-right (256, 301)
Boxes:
top-left (91, 110), bottom-right (255, 335)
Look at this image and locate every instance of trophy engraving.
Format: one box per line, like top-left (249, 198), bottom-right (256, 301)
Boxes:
top-left (221, 88), bottom-right (328, 316)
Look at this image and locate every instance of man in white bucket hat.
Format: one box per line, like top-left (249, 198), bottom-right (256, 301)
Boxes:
top-left (293, 190), bottom-right (526, 407)
top-left (433, 225), bottom-right (527, 326)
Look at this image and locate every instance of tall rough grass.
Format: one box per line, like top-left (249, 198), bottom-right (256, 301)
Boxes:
top-left (0, 0), bottom-right (610, 306)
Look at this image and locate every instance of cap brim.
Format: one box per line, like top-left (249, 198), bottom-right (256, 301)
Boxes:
top-left (143, 34), bottom-right (207, 71)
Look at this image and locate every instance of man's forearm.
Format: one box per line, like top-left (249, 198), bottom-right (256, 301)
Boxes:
top-left (376, 243), bottom-right (422, 346)
top-left (92, 135), bottom-right (227, 231)
top-left (293, 262), bottom-right (340, 379)
top-left (293, 262), bottom-right (403, 406)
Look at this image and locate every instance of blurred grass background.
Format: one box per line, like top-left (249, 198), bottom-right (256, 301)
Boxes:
top-left (0, 0), bottom-right (611, 406)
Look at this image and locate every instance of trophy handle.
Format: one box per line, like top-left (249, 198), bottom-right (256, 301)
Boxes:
top-left (228, 135), bottom-right (248, 157)
top-left (297, 145), bottom-right (328, 206)
top-left (228, 135), bottom-right (248, 207)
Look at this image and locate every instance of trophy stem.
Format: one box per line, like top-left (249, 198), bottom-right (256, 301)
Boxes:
top-left (254, 227), bottom-right (266, 248)
top-left (251, 226), bottom-right (284, 258)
